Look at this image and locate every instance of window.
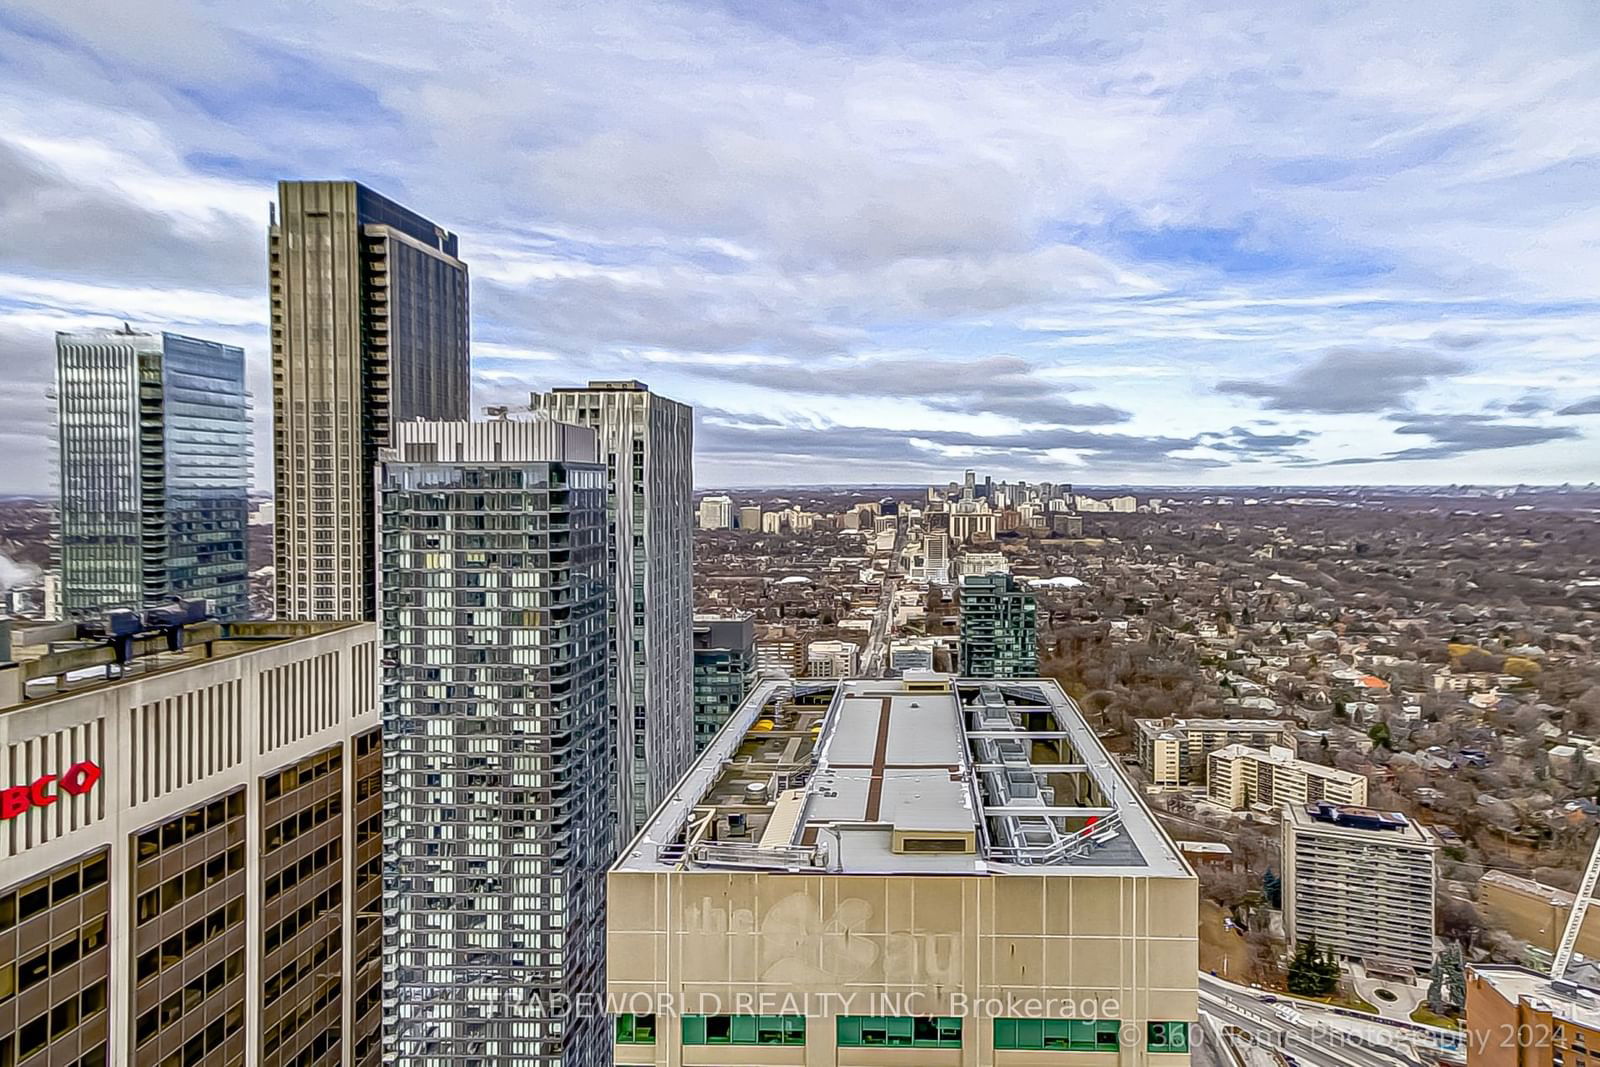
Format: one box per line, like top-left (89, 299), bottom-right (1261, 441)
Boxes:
top-left (18, 1014), bottom-right (48, 1061)
top-left (615, 1014), bottom-right (655, 1044)
top-left (681, 1014), bottom-right (805, 1046)
top-left (18, 880), bottom-right (49, 922)
top-left (838, 1016), bottom-right (962, 1048)
top-left (1149, 1022), bottom-right (1189, 1053)
top-left (18, 951), bottom-right (49, 991)
top-left (995, 1018), bottom-right (1122, 1051)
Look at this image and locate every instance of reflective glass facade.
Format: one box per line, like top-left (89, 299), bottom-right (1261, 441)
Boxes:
top-left (55, 330), bottom-right (249, 620)
top-left (161, 334), bottom-right (250, 620)
top-left (692, 614), bottom-right (755, 752)
top-left (379, 445), bottom-right (611, 1067)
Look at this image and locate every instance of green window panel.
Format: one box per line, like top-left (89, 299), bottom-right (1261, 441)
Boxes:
top-left (994, 1018), bottom-right (1122, 1051)
top-left (681, 1014), bottom-right (806, 1046)
top-left (836, 1016), bottom-right (963, 1048)
top-left (615, 1013), bottom-right (656, 1044)
top-left (1148, 1021), bottom-right (1190, 1053)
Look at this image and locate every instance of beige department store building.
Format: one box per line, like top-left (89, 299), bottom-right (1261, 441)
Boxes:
top-left (608, 674), bottom-right (1197, 1067)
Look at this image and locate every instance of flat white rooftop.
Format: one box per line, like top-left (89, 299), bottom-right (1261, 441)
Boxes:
top-left (1472, 964), bottom-right (1600, 1030)
top-left (617, 674), bottom-right (1189, 878)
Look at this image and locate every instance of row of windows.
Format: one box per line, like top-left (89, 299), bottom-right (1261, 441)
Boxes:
top-left (0, 1039), bottom-right (104, 1067)
top-left (134, 846), bottom-right (243, 925)
top-left (838, 1016), bottom-right (964, 1048)
top-left (0, 853), bottom-right (108, 932)
top-left (623, 1016), bottom-right (1189, 1053)
top-left (134, 900), bottom-right (245, 984)
top-left (134, 793), bottom-right (245, 863)
top-left (262, 994), bottom-right (341, 1061)
top-left (264, 796), bottom-right (343, 854)
top-left (5, 983), bottom-right (108, 1065)
top-left (263, 748), bottom-right (343, 802)
top-left (2, 918), bottom-right (107, 1002)
top-left (265, 929), bottom-right (340, 1009)
top-left (994, 1020), bottom-right (1190, 1053)
top-left (680, 1015), bottom-right (806, 1046)
top-left (133, 954), bottom-right (243, 1047)
top-left (149, 1004), bottom-right (243, 1067)
top-left (994, 1018), bottom-right (1121, 1051)
top-left (615, 1014), bottom-right (655, 1043)
top-left (264, 884), bottom-right (342, 956)
top-left (265, 841), bottom-right (340, 904)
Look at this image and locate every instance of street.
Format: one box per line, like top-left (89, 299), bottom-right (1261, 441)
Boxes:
top-left (860, 521), bottom-right (903, 676)
top-left (1197, 973), bottom-right (1461, 1067)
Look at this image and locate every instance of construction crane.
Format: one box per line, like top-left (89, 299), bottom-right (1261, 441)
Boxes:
top-left (1552, 831), bottom-right (1600, 979)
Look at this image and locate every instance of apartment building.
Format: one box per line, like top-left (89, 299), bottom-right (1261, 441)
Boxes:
top-left (1206, 745), bottom-right (1367, 810)
top-left (958, 573), bottom-right (1037, 678)
top-left (1135, 719), bottom-right (1297, 787)
top-left (533, 381), bottom-right (694, 843)
top-left (377, 421), bottom-right (612, 1067)
top-left (805, 640), bottom-right (861, 678)
top-left (1466, 965), bottom-right (1600, 1067)
top-left (1283, 802), bottom-right (1437, 971)
top-left (270, 180), bottom-right (470, 622)
top-left (696, 495), bottom-right (733, 530)
top-left (608, 675), bottom-right (1198, 1067)
top-left (955, 552), bottom-right (1010, 579)
top-left (0, 614), bottom-right (379, 1067)
top-left (887, 637), bottom-right (938, 674)
top-left (948, 501), bottom-right (997, 543)
top-left (1479, 871), bottom-right (1600, 957)
top-left (1051, 514), bottom-right (1085, 538)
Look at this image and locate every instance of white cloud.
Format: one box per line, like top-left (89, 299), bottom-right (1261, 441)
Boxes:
top-left (0, 0), bottom-right (1597, 489)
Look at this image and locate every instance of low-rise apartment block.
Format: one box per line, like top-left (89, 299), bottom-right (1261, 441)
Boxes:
top-left (755, 638), bottom-right (803, 676)
top-left (1284, 802), bottom-right (1437, 972)
top-left (1135, 718), bottom-right (1297, 787)
top-left (1466, 965), bottom-right (1600, 1067)
top-left (1206, 744), bottom-right (1367, 810)
top-left (608, 674), bottom-right (1198, 1067)
top-left (0, 613), bottom-right (380, 1067)
top-left (887, 637), bottom-right (938, 675)
top-left (806, 639), bottom-right (861, 678)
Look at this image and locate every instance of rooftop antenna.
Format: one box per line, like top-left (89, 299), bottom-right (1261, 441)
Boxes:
top-left (1552, 833), bottom-right (1600, 979)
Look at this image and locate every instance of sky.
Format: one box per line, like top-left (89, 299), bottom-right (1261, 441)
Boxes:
top-left (2, 1), bottom-right (1599, 491)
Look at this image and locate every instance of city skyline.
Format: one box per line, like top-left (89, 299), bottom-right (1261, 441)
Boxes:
top-left (2, 3), bottom-right (1598, 490)
top-left (9, 3), bottom-right (1598, 1063)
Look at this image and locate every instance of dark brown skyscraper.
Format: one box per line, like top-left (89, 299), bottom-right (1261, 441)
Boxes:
top-left (269, 181), bottom-right (470, 621)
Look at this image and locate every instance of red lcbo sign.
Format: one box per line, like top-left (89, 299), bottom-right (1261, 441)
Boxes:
top-left (0, 761), bottom-right (102, 820)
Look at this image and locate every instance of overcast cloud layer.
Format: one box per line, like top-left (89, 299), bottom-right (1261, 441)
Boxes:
top-left (1, 0), bottom-right (1598, 490)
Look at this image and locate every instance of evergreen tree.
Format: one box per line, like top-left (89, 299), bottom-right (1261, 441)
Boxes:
top-left (1428, 944), bottom-right (1466, 1014)
top-left (1263, 868), bottom-right (1283, 910)
top-left (1287, 935), bottom-right (1340, 997)
top-left (1286, 935), bottom-right (1332, 996)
